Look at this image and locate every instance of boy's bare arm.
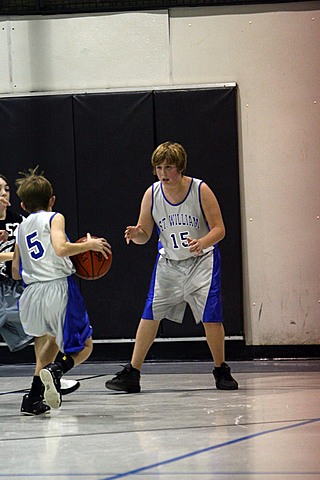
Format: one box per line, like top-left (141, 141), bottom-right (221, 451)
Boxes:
top-left (12, 244), bottom-right (21, 280)
top-left (50, 213), bottom-right (111, 259)
top-left (124, 187), bottom-right (154, 245)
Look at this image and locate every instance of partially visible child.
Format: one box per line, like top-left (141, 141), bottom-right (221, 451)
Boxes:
top-left (0, 175), bottom-right (34, 353)
top-left (12, 168), bottom-right (111, 414)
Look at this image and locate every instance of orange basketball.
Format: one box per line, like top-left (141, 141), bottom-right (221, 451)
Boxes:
top-left (71, 236), bottom-right (112, 280)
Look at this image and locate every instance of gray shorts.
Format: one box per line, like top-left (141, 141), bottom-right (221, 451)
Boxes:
top-left (142, 248), bottom-right (223, 324)
top-left (0, 279), bottom-right (34, 352)
top-left (19, 276), bottom-right (92, 354)
top-left (19, 278), bottom-right (68, 351)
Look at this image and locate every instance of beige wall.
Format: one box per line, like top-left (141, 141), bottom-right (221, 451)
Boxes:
top-left (1, 2), bottom-right (319, 345)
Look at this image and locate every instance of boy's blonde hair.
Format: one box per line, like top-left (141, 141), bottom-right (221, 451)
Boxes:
top-left (151, 141), bottom-right (187, 176)
top-left (16, 167), bottom-right (53, 213)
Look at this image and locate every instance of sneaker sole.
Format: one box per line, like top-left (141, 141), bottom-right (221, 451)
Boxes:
top-left (20, 409), bottom-right (50, 416)
top-left (40, 369), bottom-right (61, 409)
top-left (105, 381), bottom-right (140, 393)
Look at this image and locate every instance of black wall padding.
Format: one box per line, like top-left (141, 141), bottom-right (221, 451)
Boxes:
top-left (0, 95), bottom-right (78, 238)
top-left (0, 86), bottom-right (243, 352)
top-left (154, 87), bottom-right (243, 337)
top-left (72, 91), bottom-right (156, 338)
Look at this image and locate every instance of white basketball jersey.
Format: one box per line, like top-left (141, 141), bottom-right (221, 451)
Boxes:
top-left (17, 211), bottom-right (75, 284)
top-left (152, 178), bottom-right (212, 261)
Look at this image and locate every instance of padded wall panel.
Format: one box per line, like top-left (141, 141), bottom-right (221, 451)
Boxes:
top-left (0, 87), bottom-right (242, 356)
top-left (0, 95), bottom-right (78, 238)
top-left (73, 92), bottom-right (155, 339)
top-left (154, 87), bottom-right (243, 336)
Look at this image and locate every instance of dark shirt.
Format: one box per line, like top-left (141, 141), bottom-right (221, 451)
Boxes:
top-left (0, 209), bottom-right (24, 280)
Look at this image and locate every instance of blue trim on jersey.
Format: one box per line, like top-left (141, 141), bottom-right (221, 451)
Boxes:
top-left (63, 276), bottom-right (92, 353)
top-left (197, 180), bottom-right (207, 226)
top-left (49, 212), bottom-right (58, 226)
top-left (203, 247), bottom-right (223, 323)
top-left (155, 225), bottom-right (164, 253)
top-left (142, 253), bottom-right (160, 320)
top-left (151, 183), bottom-right (155, 212)
top-left (198, 180), bottom-right (213, 236)
top-left (160, 178), bottom-right (194, 206)
top-left (19, 258), bottom-right (27, 287)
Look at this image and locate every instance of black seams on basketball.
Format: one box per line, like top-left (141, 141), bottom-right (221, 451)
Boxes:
top-left (71, 236), bottom-right (112, 280)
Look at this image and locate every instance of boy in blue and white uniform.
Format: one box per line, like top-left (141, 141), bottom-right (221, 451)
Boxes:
top-left (0, 175), bottom-right (81, 407)
top-left (12, 168), bottom-right (111, 414)
top-left (105, 141), bottom-right (238, 393)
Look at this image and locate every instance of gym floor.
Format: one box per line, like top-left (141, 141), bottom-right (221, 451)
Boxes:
top-left (1, 360), bottom-right (320, 479)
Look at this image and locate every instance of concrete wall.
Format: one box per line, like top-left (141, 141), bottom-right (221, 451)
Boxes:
top-left (1, 1), bottom-right (319, 345)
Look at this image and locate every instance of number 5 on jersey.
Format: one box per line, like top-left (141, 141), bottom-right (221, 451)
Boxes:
top-left (26, 231), bottom-right (45, 260)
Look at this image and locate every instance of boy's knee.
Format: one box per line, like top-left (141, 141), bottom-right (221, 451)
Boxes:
top-left (85, 337), bottom-right (93, 352)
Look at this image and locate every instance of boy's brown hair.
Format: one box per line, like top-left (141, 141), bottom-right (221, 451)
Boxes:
top-left (151, 141), bottom-right (187, 176)
top-left (16, 167), bottom-right (53, 213)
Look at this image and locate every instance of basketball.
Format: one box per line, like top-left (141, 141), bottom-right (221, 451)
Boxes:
top-left (71, 236), bottom-right (112, 280)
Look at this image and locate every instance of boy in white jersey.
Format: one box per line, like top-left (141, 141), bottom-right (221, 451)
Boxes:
top-left (12, 168), bottom-right (111, 414)
top-left (0, 176), bottom-right (81, 411)
top-left (106, 141), bottom-right (238, 393)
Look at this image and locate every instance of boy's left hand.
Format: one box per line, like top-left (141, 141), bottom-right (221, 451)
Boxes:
top-left (187, 237), bottom-right (204, 256)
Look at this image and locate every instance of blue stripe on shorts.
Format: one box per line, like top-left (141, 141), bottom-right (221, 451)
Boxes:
top-left (142, 253), bottom-right (160, 320)
top-left (63, 276), bottom-right (93, 353)
top-left (203, 247), bottom-right (223, 323)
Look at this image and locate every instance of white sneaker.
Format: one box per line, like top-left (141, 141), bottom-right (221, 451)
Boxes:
top-left (60, 378), bottom-right (81, 396)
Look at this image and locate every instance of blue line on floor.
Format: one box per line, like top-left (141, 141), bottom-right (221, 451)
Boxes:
top-left (103, 417), bottom-right (320, 480)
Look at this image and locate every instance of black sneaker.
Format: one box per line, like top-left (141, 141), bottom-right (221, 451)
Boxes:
top-left (105, 364), bottom-right (141, 393)
top-left (20, 394), bottom-right (51, 416)
top-left (213, 362), bottom-right (238, 390)
top-left (40, 363), bottom-right (63, 409)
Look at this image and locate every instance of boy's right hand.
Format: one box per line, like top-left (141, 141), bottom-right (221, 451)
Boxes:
top-left (0, 230), bottom-right (8, 242)
top-left (124, 224), bottom-right (144, 244)
top-left (0, 198), bottom-right (10, 207)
